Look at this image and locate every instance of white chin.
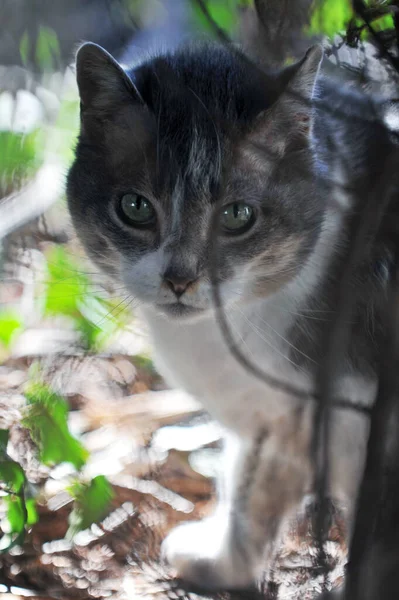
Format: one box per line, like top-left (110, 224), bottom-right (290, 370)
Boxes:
top-left (156, 302), bottom-right (208, 321)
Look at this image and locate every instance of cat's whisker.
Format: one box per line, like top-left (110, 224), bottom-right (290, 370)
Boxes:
top-left (42, 291), bottom-right (118, 301)
top-left (109, 295), bottom-right (138, 322)
top-left (235, 307), bottom-right (307, 372)
top-left (94, 294), bottom-right (134, 328)
top-left (213, 275), bottom-right (334, 320)
top-left (225, 311), bottom-right (257, 363)
top-left (251, 299), bottom-right (332, 321)
top-left (245, 310), bottom-right (318, 365)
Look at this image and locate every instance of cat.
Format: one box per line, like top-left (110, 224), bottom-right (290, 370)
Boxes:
top-left (67, 39), bottom-right (398, 592)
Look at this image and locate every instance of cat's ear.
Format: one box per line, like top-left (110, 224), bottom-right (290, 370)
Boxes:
top-left (76, 42), bottom-right (143, 115)
top-left (248, 45), bottom-right (323, 156)
top-left (282, 45), bottom-right (323, 111)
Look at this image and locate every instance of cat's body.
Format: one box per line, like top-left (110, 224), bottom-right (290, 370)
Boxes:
top-left (67, 39), bottom-right (398, 591)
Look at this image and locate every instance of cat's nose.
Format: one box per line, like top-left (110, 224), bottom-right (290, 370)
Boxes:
top-left (163, 272), bottom-right (196, 298)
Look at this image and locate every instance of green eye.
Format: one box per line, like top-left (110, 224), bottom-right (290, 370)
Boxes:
top-left (220, 203), bottom-right (254, 233)
top-left (119, 193), bottom-right (155, 227)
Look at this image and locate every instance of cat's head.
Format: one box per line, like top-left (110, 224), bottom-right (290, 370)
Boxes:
top-left (67, 42), bottom-right (323, 320)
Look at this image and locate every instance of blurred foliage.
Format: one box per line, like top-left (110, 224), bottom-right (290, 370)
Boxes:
top-left (0, 246), bottom-right (129, 551)
top-left (45, 246), bottom-right (130, 351)
top-left (23, 380), bottom-right (89, 469)
top-left (35, 26), bottom-right (61, 71)
top-left (44, 246), bottom-right (91, 320)
top-left (0, 429), bottom-right (28, 551)
top-left (308, 0), bottom-right (353, 37)
top-left (0, 376), bottom-right (114, 552)
top-left (0, 130), bottom-right (44, 195)
top-left (0, 310), bottom-right (23, 349)
top-left (192, 0), bottom-right (252, 34)
top-left (307, 0), bottom-right (394, 39)
top-left (20, 26), bottom-right (61, 71)
top-left (193, 0), bottom-right (240, 33)
top-left (19, 31), bottom-right (29, 67)
top-left (0, 459), bottom-right (25, 496)
top-left (0, 246), bottom-right (131, 356)
top-left (67, 475), bottom-right (114, 539)
top-left (190, 0), bottom-right (394, 42)
top-left (0, 496), bottom-right (26, 551)
top-left (0, 491), bottom-right (37, 552)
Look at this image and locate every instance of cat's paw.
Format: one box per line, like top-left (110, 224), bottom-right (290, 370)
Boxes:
top-left (161, 519), bottom-right (253, 590)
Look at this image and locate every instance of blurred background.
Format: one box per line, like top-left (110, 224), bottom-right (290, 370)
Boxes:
top-left (0, 1), bottom-right (397, 599)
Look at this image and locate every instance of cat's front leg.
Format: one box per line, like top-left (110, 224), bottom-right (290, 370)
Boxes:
top-left (162, 423), bottom-right (312, 590)
top-left (161, 433), bottom-right (254, 589)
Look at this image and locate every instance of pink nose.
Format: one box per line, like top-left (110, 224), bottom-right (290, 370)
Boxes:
top-left (164, 275), bottom-right (195, 298)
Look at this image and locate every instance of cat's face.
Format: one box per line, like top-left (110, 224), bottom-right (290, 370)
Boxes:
top-left (67, 42), bottom-right (323, 320)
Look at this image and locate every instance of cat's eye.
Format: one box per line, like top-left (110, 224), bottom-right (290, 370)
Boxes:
top-left (220, 203), bottom-right (254, 234)
top-left (119, 193), bottom-right (156, 227)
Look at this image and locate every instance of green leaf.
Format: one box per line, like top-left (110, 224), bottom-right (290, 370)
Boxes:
top-left (19, 30), bottom-right (30, 67)
top-left (4, 495), bottom-right (26, 533)
top-left (44, 246), bottom-right (130, 351)
top-left (0, 130), bottom-right (44, 194)
top-left (0, 495), bottom-right (26, 553)
top-left (25, 498), bottom-right (38, 526)
top-left (76, 317), bottom-right (101, 352)
top-left (133, 354), bottom-right (155, 372)
top-left (192, 0), bottom-right (241, 34)
top-left (67, 475), bottom-right (114, 538)
top-left (22, 381), bottom-right (88, 469)
top-left (77, 294), bottom-right (130, 352)
top-left (44, 246), bottom-right (96, 349)
top-left (0, 430), bottom-right (9, 457)
top-left (370, 10), bottom-right (394, 34)
top-left (306, 0), bottom-right (394, 39)
top-left (0, 311), bottom-right (23, 348)
top-left (0, 461), bottom-right (25, 494)
top-left (0, 432), bottom-right (37, 553)
top-left (44, 246), bottom-right (90, 318)
top-left (307, 0), bottom-right (353, 37)
top-left (35, 26), bottom-right (61, 71)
